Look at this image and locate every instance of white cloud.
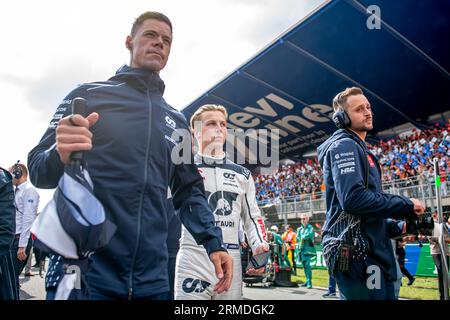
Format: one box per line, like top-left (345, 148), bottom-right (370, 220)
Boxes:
top-left (0, 0), bottom-right (324, 209)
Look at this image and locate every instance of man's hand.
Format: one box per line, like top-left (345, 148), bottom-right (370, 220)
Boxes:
top-left (402, 235), bottom-right (416, 242)
top-left (410, 198), bottom-right (425, 216)
top-left (17, 247), bottom-right (27, 261)
top-left (246, 243), bottom-right (270, 276)
top-left (417, 234), bottom-right (427, 241)
top-left (209, 251), bottom-right (233, 293)
top-left (56, 113), bottom-right (99, 164)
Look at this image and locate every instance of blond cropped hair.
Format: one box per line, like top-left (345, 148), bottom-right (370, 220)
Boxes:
top-left (333, 87), bottom-right (363, 112)
top-left (190, 104), bottom-right (228, 130)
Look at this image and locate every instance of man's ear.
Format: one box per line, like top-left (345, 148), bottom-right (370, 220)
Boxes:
top-left (125, 36), bottom-right (133, 50)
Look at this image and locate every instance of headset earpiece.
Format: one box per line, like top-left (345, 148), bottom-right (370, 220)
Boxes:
top-left (332, 92), bottom-right (351, 129)
top-left (332, 109), bottom-right (351, 129)
top-left (12, 160), bottom-right (23, 180)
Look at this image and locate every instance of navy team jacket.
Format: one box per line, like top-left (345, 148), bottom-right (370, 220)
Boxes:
top-left (317, 129), bottom-right (415, 280)
top-left (28, 65), bottom-right (225, 298)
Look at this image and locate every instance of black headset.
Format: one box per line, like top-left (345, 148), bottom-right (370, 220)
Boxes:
top-left (332, 92), bottom-right (351, 129)
top-left (12, 160), bottom-right (23, 180)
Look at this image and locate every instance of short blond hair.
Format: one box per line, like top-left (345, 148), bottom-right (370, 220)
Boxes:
top-left (333, 87), bottom-right (363, 112)
top-left (190, 104), bottom-right (228, 129)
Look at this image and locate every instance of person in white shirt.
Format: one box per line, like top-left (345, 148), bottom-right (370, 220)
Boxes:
top-left (428, 212), bottom-right (450, 300)
top-left (8, 162), bottom-right (39, 295)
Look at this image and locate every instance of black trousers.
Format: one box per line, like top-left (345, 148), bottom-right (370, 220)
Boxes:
top-left (12, 235), bottom-right (32, 297)
top-left (0, 251), bottom-right (18, 300)
top-left (397, 258), bottom-right (414, 282)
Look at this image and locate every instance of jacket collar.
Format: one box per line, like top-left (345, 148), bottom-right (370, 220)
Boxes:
top-left (110, 65), bottom-right (166, 94)
top-left (317, 129), bottom-right (368, 167)
top-left (194, 153), bottom-right (226, 165)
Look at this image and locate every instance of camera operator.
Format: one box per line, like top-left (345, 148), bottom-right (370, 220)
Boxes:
top-left (317, 87), bottom-right (425, 300)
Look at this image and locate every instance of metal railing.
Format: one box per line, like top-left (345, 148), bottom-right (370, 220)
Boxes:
top-left (259, 176), bottom-right (450, 223)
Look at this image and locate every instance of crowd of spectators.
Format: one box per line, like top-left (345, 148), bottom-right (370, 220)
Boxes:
top-left (255, 159), bottom-right (323, 203)
top-left (369, 123), bottom-right (450, 185)
top-left (254, 122), bottom-right (450, 203)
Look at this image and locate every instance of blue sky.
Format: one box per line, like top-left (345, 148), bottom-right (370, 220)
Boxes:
top-left (0, 0), bottom-right (324, 209)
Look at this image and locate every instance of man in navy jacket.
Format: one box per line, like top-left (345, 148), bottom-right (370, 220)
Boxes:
top-left (0, 167), bottom-right (18, 300)
top-left (317, 87), bottom-right (425, 299)
top-left (28, 11), bottom-right (232, 300)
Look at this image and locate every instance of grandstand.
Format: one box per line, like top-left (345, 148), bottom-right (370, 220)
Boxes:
top-left (181, 0), bottom-right (450, 232)
top-left (178, 0), bottom-right (449, 281)
top-left (257, 122), bottom-right (450, 228)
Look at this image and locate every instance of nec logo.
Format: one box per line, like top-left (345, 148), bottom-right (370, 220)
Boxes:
top-left (223, 172), bottom-right (235, 180)
top-left (165, 115), bottom-right (176, 129)
top-left (182, 278), bottom-right (210, 293)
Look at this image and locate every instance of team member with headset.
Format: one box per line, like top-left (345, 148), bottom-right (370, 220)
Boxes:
top-left (317, 87), bottom-right (425, 299)
top-left (8, 162), bottom-right (39, 297)
top-left (0, 166), bottom-right (18, 299)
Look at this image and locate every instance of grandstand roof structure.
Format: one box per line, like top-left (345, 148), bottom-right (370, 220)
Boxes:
top-left (181, 0), bottom-right (450, 164)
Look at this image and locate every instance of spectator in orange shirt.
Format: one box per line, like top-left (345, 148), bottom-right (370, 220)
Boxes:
top-left (282, 224), bottom-right (297, 274)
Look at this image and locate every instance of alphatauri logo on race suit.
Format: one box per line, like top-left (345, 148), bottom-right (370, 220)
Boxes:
top-left (205, 191), bottom-right (238, 216)
top-left (182, 278), bottom-right (211, 293)
top-left (223, 172), bottom-right (235, 181)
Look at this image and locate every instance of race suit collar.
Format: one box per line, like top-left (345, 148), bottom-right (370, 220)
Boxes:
top-left (110, 65), bottom-right (166, 94)
top-left (194, 152), bottom-right (226, 165)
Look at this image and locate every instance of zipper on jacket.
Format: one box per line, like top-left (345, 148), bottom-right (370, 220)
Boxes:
top-left (127, 89), bottom-right (153, 299)
top-left (214, 166), bottom-right (220, 226)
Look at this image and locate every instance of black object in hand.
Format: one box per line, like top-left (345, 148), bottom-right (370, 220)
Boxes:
top-left (406, 212), bottom-right (434, 236)
top-left (71, 97), bottom-right (87, 163)
top-left (247, 251), bottom-right (271, 270)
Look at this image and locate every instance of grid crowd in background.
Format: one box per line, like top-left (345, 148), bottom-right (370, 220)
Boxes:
top-left (254, 121), bottom-right (450, 203)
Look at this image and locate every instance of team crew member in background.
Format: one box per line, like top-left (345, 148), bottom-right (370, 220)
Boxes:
top-left (0, 167), bottom-right (18, 300)
top-left (267, 226), bottom-right (291, 270)
top-left (318, 87), bottom-right (425, 300)
top-left (175, 104), bottom-right (269, 300)
top-left (395, 239), bottom-right (415, 286)
top-left (9, 162), bottom-right (39, 297)
top-left (297, 214), bottom-right (316, 289)
top-left (28, 12), bottom-right (232, 300)
top-left (282, 224), bottom-right (297, 274)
